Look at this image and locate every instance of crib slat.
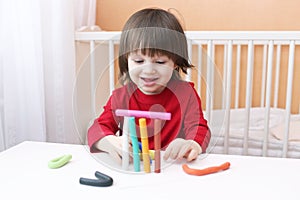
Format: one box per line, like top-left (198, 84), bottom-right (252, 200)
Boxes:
top-left (109, 40), bottom-right (115, 94)
top-left (260, 45), bottom-right (267, 107)
top-left (222, 44), bottom-right (228, 109)
top-left (283, 41), bottom-right (295, 158)
top-left (263, 40), bottom-right (274, 157)
top-left (90, 40), bottom-right (96, 116)
top-left (224, 41), bottom-right (233, 154)
top-left (197, 44), bottom-right (203, 94)
top-left (211, 45), bottom-right (215, 110)
top-left (243, 40), bottom-right (254, 155)
top-left (234, 45), bottom-right (241, 109)
top-left (210, 45), bottom-right (216, 110)
top-left (274, 45), bottom-right (281, 108)
top-left (205, 40), bottom-right (213, 122)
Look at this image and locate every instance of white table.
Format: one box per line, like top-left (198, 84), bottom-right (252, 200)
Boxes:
top-left (0, 141), bottom-right (299, 199)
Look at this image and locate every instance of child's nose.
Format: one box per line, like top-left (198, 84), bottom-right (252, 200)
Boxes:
top-left (143, 63), bottom-right (156, 74)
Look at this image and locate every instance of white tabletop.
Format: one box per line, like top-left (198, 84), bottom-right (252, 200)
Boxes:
top-left (0, 141), bottom-right (299, 200)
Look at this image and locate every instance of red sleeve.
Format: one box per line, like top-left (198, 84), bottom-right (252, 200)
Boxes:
top-left (183, 83), bottom-right (211, 152)
top-left (87, 96), bottom-right (121, 153)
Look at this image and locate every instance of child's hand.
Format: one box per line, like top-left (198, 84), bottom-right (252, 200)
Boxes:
top-left (95, 135), bottom-right (126, 165)
top-left (163, 138), bottom-right (202, 162)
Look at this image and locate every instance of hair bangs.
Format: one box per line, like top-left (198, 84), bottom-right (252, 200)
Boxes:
top-left (123, 27), bottom-right (182, 59)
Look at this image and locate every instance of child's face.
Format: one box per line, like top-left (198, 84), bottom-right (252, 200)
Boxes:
top-left (128, 51), bottom-right (175, 95)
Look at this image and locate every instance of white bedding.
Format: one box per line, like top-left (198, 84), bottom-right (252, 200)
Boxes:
top-left (205, 107), bottom-right (300, 158)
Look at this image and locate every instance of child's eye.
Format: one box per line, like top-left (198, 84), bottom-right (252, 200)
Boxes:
top-left (156, 61), bottom-right (166, 64)
top-left (134, 60), bottom-right (144, 64)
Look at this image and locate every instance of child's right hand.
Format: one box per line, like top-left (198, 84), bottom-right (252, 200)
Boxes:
top-left (94, 135), bottom-right (124, 164)
top-left (163, 138), bottom-right (202, 162)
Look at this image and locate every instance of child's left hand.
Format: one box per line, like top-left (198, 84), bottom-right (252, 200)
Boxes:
top-left (163, 138), bottom-right (202, 162)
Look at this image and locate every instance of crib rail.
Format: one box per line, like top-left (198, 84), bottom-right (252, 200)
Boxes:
top-left (75, 31), bottom-right (300, 158)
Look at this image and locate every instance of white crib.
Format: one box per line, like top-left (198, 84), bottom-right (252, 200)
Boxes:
top-left (74, 31), bottom-right (300, 158)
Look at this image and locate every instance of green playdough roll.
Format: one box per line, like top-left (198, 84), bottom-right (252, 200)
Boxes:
top-left (48, 154), bottom-right (72, 169)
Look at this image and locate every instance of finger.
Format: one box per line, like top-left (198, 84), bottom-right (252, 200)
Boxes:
top-left (128, 144), bottom-right (133, 154)
top-left (114, 145), bottom-right (126, 163)
top-left (129, 156), bottom-right (133, 163)
top-left (128, 144), bottom-right (134, 163)
top-left (164, 143), bottom-right (179, 160)
top-left (110, 150), bottom-right (122, 165)
top-left (163, 145), bottom-right (171, 160)
top-left (177, 144), bottom-right (191, 159)
top-left (186, 149), bottom-right (199, 162)
top-left (169, 144), bottom-right (180, 160)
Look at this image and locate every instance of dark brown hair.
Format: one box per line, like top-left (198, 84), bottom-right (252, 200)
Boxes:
top-left (118, 8), bottom-right (194, 84)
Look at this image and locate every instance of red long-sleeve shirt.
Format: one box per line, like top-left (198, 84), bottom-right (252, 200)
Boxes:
top-left (88, 79), bottom-right (210, 152)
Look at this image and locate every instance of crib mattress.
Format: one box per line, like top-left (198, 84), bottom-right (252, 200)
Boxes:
top-left (206, 107), bottom-right (300, 158)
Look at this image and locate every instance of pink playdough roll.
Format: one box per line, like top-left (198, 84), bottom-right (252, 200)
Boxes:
top-left (115, 109), bottom-right (171, 120)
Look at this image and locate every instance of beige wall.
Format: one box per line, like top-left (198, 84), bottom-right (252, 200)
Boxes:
top-left (96, 0), bottom-right (300, 31)
top-left (94, 0), bottom-right (300, 113)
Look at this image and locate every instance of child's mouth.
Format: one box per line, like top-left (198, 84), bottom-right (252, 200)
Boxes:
top-left (141, 77), bottom-right (158, 86)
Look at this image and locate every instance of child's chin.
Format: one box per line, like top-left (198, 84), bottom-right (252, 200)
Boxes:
top-left (140, 87), bottom-right (163, 95)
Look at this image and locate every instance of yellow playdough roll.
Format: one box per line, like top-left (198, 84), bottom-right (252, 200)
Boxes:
top-left (139, 118), bottom-right (150, 173)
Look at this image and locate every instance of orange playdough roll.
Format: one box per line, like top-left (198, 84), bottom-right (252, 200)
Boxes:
top-left (182, 162), bottom-right (230, 176)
